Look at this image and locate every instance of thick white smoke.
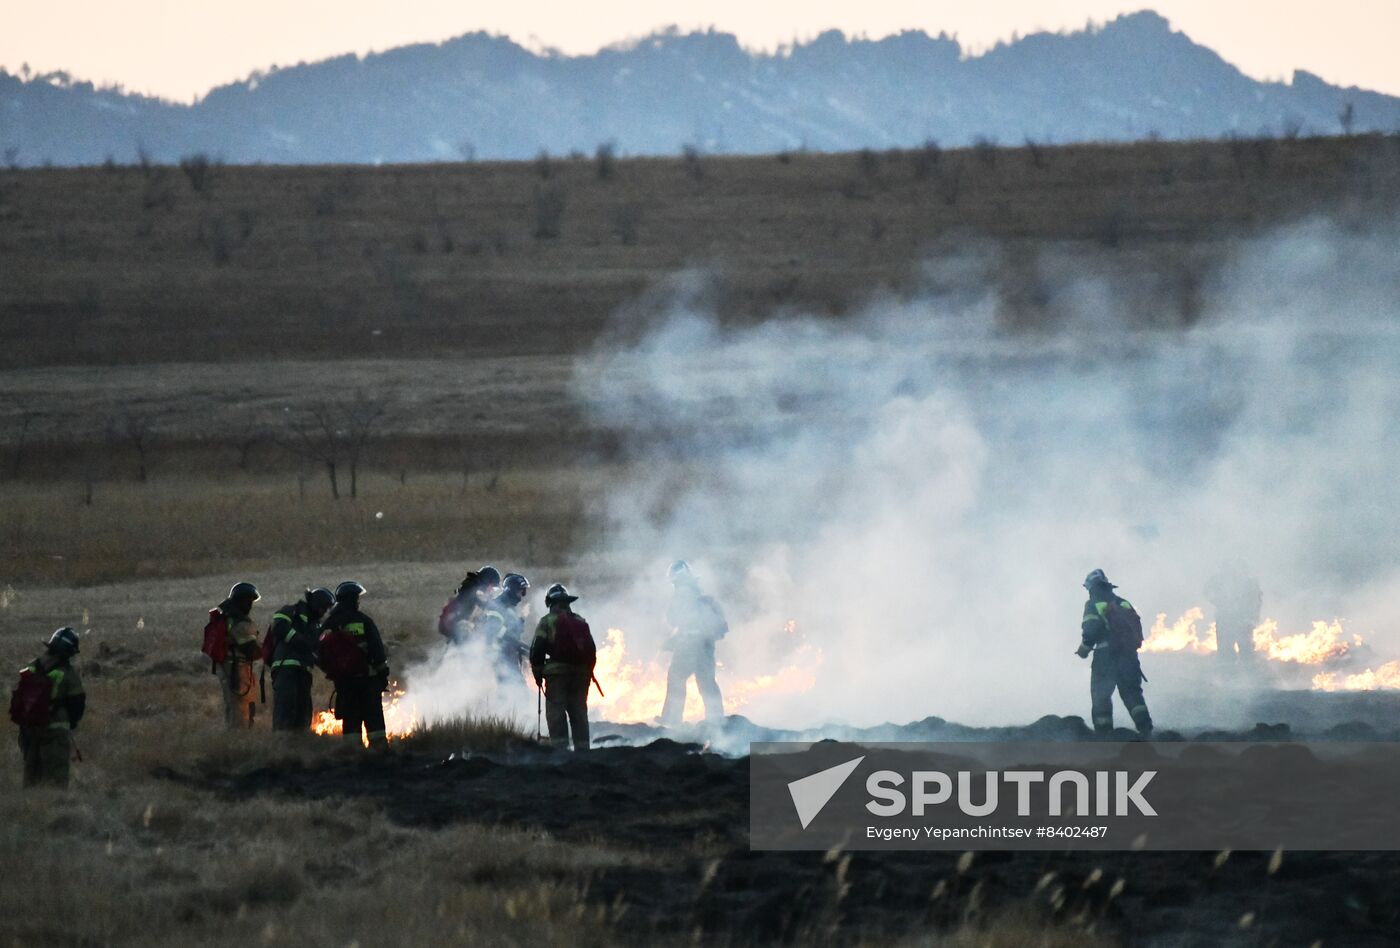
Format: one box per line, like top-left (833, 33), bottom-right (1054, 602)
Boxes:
top-left (570, 218), bottom-right (1400, 730)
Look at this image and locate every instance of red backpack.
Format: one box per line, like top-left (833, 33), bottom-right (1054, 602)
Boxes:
top-left (201, 609), bottom-right (229, 671)
top-left (1103, 599), bottom-right (1145, 651)
top-left (549, 612), bottom-right (597, 667)
top-left (318, 628), bottom-right (368, 681)
top-left (9, 666), bottom-right (52, 728)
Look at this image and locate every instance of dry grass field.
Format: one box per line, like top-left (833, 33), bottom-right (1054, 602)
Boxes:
top-left (2, 134), bottom-right (1400, 945)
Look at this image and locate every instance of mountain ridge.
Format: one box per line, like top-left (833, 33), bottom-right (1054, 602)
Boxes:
top-left (3, 10), bottom-right (1399, 165)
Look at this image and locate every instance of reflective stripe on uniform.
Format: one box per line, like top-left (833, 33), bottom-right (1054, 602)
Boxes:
top-left (346, 623), bottom-right (366, 636)
top-left (45, 668), bottom-right (70, 730)
top-left (272, 659), bottom-right (304, 669)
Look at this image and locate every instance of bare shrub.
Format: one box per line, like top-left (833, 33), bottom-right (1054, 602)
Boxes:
top-left (178, 153), bottom-right (218, 193)
top-left (277, 393), bottom-right (390, 499)
top-left (1024, 137), bottom-right (1049, 169)
top-left (1340, 102), bottom-right (1356, 136)
top-left (937, 160), bottom-right (965, 206)
top-left (857, 148), bottom-right (880, 178)
top-left (681, 143), bottom-right (704, 182)
top-left (534, 149), bottom-right (554, 180)
top-left (107, 409), bottom-right (155, 482)
top-left (595, 142), bottom-right (617, 181)
top-left (973, 136), bottom-right (999, 168)
top-left (610, 204), bottom-right (641, 245)
top-left (533, 186), bottom-right (565, 239)
top-left (911, 139), bottom-right (941, 179)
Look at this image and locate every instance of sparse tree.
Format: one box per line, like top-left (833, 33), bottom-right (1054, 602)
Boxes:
top-left (231, 413), bottom-right (264, 471)
top-left (135, 142), bottom-right (154, 178)
top-left (277, 393), bottom-right (390, 499)
top-left (3, 145), bottom-right (21, 170)
top-left (533, 186), bottom-right (566, 239)
top-left (456, 139), bottom-right (477, 162)
top-left (3, 400), bottom-right (37, 479)
top-left (1340, 102), bottom-right (1356, 136)
top-left (937, 160), bottom-right (964, 206)
top-left (595, 141), bottom-right (617, 181)
top-left (681, 143), bottom-right (704, 182)
top-left (911, 139), bottom-right (941, 180)
top-left (179, 153), bottom-right (218, 193)
top-left (535, 149), bottom-right (554, 179)
top-left (973, 137), bottom-right (999, 168)
top-left (610, 204), bottom-right (641, 245)
top-left (857, 148), bottom-right (880, 178)
top-left (107, 409), bottom-right (155, 482)
top-left (1024, 137), bottom-right (1049, 169)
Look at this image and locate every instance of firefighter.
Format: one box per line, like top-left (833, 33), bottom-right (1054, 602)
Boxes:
top-left (268, 587), bottom-right (335, 732)
top-left (13, 627), bottom-right (86, 789)
top-left (216, 582), bottom-right (262, 729)
top-left (1205, 564), bottom-right (1263, 665)
top-left (530, 584), bottom-right (596, 751)
top-left (319, 581), bottom-right (390, 747)
top-left (438, 566), bottom-right (502, 644)
top-left (477, 573), bottom-right (531, 687)
top-left (1076, 569), bottom-right (1153, 737)
top-left (659, 560), bottom-right (726, 728)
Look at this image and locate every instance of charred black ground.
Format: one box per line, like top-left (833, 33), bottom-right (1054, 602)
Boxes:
top-left (170, 710), bottom-right (1400, 947)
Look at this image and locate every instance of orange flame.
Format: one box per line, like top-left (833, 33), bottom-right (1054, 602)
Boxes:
top-left (310, 683), bottom-right (420, 746)
top-left (1312, 661), bottom-right (1400, 692)
top-left (1142, 608), bottom-right (1217, 654)
top-left (1252, 619), bottom-right (1357, 664)
top-left (590, 625), bottom-right (822, 725)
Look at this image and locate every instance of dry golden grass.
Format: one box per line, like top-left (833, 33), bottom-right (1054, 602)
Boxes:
top-left (0, 467), bottom-right (587, 584)
top-left (1, 135), bottom-right (1396, 369)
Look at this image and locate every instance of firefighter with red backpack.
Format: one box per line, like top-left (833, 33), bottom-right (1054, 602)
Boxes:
top-left (202, 582), bottom-right (263, 729)
top-left (10, 627), bottom-right (86, 788)
top-left (266, 587), bottom-right (335, 732)
top-left (529, 584), bottom-right (597, 752)
top-left (1076, 569), bottom-right (1153, 737)
top-left (318, 581), bottom-right (390, 747)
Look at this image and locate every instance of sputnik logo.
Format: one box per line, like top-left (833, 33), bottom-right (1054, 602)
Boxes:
top-left (787, 756), bottom-right (865, 829)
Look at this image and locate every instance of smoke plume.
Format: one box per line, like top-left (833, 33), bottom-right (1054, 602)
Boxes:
top-left (569, 218), bottom-right (1400, 730)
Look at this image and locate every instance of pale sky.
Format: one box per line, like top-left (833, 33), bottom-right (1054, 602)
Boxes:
top-left (5, 1), bottom-right (1399, 103)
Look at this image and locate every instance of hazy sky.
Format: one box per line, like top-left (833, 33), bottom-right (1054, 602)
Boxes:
top-left (6, 1), bottom-right (1399, 102)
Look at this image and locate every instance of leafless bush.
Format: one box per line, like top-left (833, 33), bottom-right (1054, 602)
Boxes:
top-left (1340, 102), bottom-right (1356, 136)
top-left (1024, 137), bottom-right (1049, 169)
top-left (107, 409), bottom-right (155, 482)
top-left (1099, 206), bottom-right (1131, 248)
top-left (1282, 117), bottom-right (1304, 140)
top-left (534, 150), bottom-right (554, 180)
top-left (2, 145), bottom-right (20, 170)
top-left (3, 400), bottom-right (37, 479)
top-left (973, 137), bottom-right (999, 168)
top-left (937, 160), bottom-right (965, 206)
top-left (911, 139), bottom-right (941, 179)
top-left (141, 171), bottom-right (176, 212)
top-left (595, 142), bottom-right (617, 181)
top-left (610, 204), bottom-right (641, 245)
top-left (456, 140), bottom-right (477, 162)
top-left (533, 186), bottom-right (565, 239)
top-left (1225, 133), bottom-right (1249, 180)
top-left (857, 148), bottom-right (880, 178)
top-left (135, 142), bottom-right (155, 178)
top-left (232, 413), bottom-right (264, 470)
top-left (277, 393), bottom-right (390, 499)
top-left (681, 144), bottom-right (704, 182)
top-left (178, 153), bottom-right (218, 193)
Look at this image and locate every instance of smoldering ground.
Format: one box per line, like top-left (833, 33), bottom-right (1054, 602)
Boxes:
top-left (563, 219), bottom-right (1400, 731)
